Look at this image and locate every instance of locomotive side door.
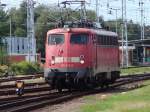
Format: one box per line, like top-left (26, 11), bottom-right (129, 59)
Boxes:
top-left (92, 34), bottom-right (97, 75)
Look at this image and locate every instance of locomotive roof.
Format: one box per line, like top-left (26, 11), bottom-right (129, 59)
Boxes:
top-left (47, 28), bottom-right (118, 37)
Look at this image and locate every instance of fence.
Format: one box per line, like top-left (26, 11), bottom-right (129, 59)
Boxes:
top-left (3, 37), bottom-right (29, 55)
top-left (0, 37), bottom-right (37, 63)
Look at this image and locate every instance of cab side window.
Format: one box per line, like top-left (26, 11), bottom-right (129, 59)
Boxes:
top-left (48, 34), bottom-right (64, 45)
top-left (70, 34), bottom-right (89, 44)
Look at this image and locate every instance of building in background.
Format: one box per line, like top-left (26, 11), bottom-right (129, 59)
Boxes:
top-left (119, 45), bottom-right (135, 67)
top-left (129, 39), bottom-right (150, 66)
top-left (119, 39), bottom-right (150, 67)
top-left (1, 37), bottom-right (40, 63)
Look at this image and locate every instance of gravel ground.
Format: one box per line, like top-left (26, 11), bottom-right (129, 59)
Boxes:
top-left (32, 98), bottom-right (85, 112)
top-left (32, 93), bottom-right (110, 112)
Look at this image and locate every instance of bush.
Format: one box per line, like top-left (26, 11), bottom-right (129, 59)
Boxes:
top-left (0, 65), bottom-right (8, 73)
top-left (0, 65), bottom-right (9, 77)
top-left (10, 61), bottom-right (42, 75)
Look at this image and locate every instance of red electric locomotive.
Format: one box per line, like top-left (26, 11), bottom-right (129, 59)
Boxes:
top-left (44, 25), bottom-right (120, 91)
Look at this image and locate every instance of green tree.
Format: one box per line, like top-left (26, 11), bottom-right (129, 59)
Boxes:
top-left (0, 9), bottom-right (9, 36)
top-left (14, 27), bottom-right (26, 37)
top-left (128, 20), bottom-right (141, 40)
top-left (9, 1), bottom-right (27, 37)
top-left (105, 19), bottom-right (142, 40)
top-left (34, 5), bottom-right (50, 57)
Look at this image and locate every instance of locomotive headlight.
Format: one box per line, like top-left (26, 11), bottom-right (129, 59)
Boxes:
top-left (51, 56), bottom-right (55, 65)
top-left (80, 60), bottom-right (85, 64)
top-left (80, 55), bottom-right (85, 64)
top-left (66, 28), bottom-right (71, 32)
top-left (51, 60), bottom-right (55, 65)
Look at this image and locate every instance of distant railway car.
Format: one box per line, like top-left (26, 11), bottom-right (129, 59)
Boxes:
top-left (44, 27), bottom-right (120, 91)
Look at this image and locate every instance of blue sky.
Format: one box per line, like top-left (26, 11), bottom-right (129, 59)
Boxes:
top-left (1, 0), bottom-right (150, 25)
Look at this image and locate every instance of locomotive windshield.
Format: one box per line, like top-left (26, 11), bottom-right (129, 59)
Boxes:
top-left (48, 34), bottom-right (64, 45)
top-left (70, 34), bottom-right (88, 44)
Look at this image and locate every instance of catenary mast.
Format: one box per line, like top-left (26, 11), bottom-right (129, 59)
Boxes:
top-left (27, 0), bottom-right (36, 62)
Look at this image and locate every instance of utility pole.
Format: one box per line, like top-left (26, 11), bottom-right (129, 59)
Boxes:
top-left (95, 0), bottom-right (99, 22)
top-left (121, 0), bottom-right (124, 68)
top-left (139, 0), bottom-right (145, 63)
top-left (139, 0), bottom-right (144, 40)
top-left (107, 0), bottom-right (109, 10)
top-left (81, 0), bottom-right (87, 20)
top-left (121, 0), bottom-right (128, 67)
top-left (27, 0), bottom-right (36, 62)
top-left (10, 16), bottom-right (12, 55)
top-left (0, 0), bottom-right (7, 64)
top-left (109, 8), bottom-right (120, 33)
top-left (124, 0), bottom-right (128, 67)
top-left (124, 0), bottom-right (129, 67)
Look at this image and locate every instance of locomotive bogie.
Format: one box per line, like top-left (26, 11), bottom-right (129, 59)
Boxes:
top-left (44, 69), bottom-right (120, 90)
top-left (44, 67), bottom-right (90, 89)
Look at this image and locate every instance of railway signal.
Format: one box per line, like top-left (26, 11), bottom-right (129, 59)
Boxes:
top-left (16, 80), bottom-right (25, 96)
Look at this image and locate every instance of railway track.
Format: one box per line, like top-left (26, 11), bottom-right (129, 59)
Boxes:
top-left (0, 89), bottom-right (112, 112)
top-left (0, 73), bottom-right (150, 112)
top-left (0, 81), bottom-right (46, 89)
top-left (0, 85), bottom-right (50, 96)
top-left (117, 73), bottom-right (150, 84)
top-left (0, 73), bottom-right (149, 96)
top-left (0, 73), bottom-right (43, 83)
top-left (120, 73), bottom-right (150, 78)
top-left (0, 92), bottom-right (69, 112)
top-left (0, 92), bottom-right (52, 105)
top-left (0, 72), bottom-right (46, 96)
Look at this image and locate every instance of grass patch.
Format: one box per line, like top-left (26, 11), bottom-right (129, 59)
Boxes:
top-left (79, 81), bottom-right (150, 112)
top-left (80, 101), bottom-right (112, 112)
top-left (121, 67), bottom-right (150, 75)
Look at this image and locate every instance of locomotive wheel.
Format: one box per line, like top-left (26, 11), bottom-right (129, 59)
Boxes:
top-left (100, 84), bottom-right (104, 89)
top-left (74, 78), bottom-right (79, 88)
top-left (68, 87), bottom-right (72, 92)
top-left (56, 80), bottom-right (62, 92)
top-left (78, 78), bottom-right (88, 91)
top-left (105, 83), bottom-right (109, 88)
top-left (58, 87), bottom-right (62, 92)
top-left (67, 81), bottom-right (72, 92)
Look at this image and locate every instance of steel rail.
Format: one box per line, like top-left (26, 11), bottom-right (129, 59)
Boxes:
top-left (0, 92), bottom-right (68, 111)
top-left (0, 82), bottom-right (46, 89)
top-left (0, 86), bottom-right (51, 96)
top-left (0, 73), bottom-right (43, 83)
